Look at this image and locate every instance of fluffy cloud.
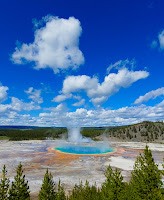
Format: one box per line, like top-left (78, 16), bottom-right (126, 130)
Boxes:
top-left (35, 99), bottom-right (164, 127)
top-left (10, 97), bottom-right (41, 111)
top-left (0, 112), bottom-right (34, 126)
top-left (158, 30), bottom-right (164, 49)
top-left (0, 85), bottom-right (8, 103)
top-left (134, 87), bottom-right (164, 104)
top-left (0, 97), bottom-right (41, 116)
top-left (11, 15), bottom-right (84, 73)
top-left (72, 99), bottom-right (85, 107)
top-left (151, 29), bottom-right (164, 50)
top-left (0, 98), bottom-right (164, 127)
top-left (91, 96), bottom-right (108, 105)
top-left (0, 84), bottom-right (42, 117)
top-left (45, 103), bottom-right (67, 112)
top-left (62, 75), bottom-right (98, 94)
top-left (25, 87), bottom-right (43, 104)
top-left (54, 63), bottom-right (149, 105)
top-left (0, 104), bottom-right (10, 113)
top-left (52, 94), bottom-right (72, 102)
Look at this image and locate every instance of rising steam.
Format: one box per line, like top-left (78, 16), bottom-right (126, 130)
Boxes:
top-left (68, 127), bottom-right (92, 143)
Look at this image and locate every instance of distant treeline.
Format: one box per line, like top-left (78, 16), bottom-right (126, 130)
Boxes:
top-left (0, 121), bottom-right (164, 142)
top-left (81, 127), bottom-right (108, 139)
top-left (0, 128), bottom-right (67, 141)
top-left (0, 146), bottom-right (164, 199)
top-left (0, 126), bottom-right (117, 141)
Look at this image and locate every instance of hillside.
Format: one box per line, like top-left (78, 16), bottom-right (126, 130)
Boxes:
top-left (102, 121), bottom-right (164, 142)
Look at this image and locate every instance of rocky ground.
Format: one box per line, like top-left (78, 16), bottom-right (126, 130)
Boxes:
top-left (0, 140), bottom-right (163, 199)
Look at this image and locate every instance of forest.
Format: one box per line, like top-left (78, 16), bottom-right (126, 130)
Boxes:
top-left (0, 145), bottom-right (164, 200)
top-left (0, 121), bottom-right (164, 142)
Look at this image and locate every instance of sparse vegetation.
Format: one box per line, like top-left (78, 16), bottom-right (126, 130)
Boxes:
top-left (0, 146), bottom-right (163, 199)
top-left (104, 121), bottom-right (164, 142)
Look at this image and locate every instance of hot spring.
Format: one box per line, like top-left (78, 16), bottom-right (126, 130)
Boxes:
top-left (55, 127), bottom-right (114, 155)
top-left (55, 144), bottom-right (114, 155)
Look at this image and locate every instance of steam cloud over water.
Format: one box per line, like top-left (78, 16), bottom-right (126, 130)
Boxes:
top-left (55, 126), bottom-right (113, 155)
top-left (55, 122), bottom-right (113, 155)
top-left (68, 127), bottom-right (92, 143)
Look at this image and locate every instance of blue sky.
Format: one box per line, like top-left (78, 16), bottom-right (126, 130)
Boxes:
top-left (0, 0), bottom-right (164, 126)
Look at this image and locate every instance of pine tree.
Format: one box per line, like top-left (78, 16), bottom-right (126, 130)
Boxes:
top-left (56, 179), bottom-right (66, 200)
top-left (101, 165), bottom-right (126, 200)
top-left (82, 181), bottom-right (101, 200)
top-left (69, 181), bottom-right (101, 200)
top-left (69, 181), bottom-right (81, 200)
top-left (0, 165), bottom-right (10, 200)
top-left (8, 163), bottom-right (30, 200)
top-left (39, 169), bottom-right (56, 200)
top-left (130, 145), bottom-right (164, 199)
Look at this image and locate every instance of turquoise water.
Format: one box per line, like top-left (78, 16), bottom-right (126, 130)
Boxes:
top-left (55, 145), bottom-right (114, 155)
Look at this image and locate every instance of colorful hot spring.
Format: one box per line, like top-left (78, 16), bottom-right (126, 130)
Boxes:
top-left (55, 145), bottom-right (114, 155)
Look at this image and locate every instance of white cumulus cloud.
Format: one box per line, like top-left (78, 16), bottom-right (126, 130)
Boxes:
top-left (134, 87), bottom-right (164, 104)
top-left (11, 15), bottom-right (84, 73)
top-left (10, 97), bottom-right (41, 111)
top-left (25, 87), bottom-right (43, 104)
top-left (62, 75), bottom-right (98, 94)
top-left (72, 99), bottom-right (85, 107)
top-left (52, 94), bottom-right (72, 102)
top-left (35, 99), bottom-right (164, 127)
top-left (158, 30), bottom-right (164, 49)
top-left (0, 85), bottom-right (8, 103)
top-left (151, 29), bottom-right (164, 50)
top-left (0, 97), bottom-right (41, 115)
top-left (1, 98), bottom-right (164, 126)
top-left (45, 103), bottom-right (67, 112)
top-left (54, 61), bottom-right (149, 106)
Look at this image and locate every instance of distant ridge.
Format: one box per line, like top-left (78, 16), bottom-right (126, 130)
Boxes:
top-left (0, 126), bottom-right (40, 130)
top-left (0, 126), bottom-right (67, 130)
top-left (103, 121), bottom-right (164, 142)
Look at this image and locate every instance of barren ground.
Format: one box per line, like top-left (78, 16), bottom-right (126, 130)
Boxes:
top-left (0, 140), bottom-right (163, 199)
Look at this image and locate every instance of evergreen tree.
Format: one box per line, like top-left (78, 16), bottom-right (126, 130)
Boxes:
top-left (69, 183), bottom-right (83, 200)
top-left (39, 169), bottom-right (56, 200)
top-left (82, 181), bottom-right (101, 200)
top-left (56, 179), bottom-right (66, 200)
top-left (8, 163), bottom-right (30, 200)
top-left (130, 145), bottom-right (164, 199)
top-left (69, 181), bottom-right (101, 200)
top-left (101, 165), bottom-right (126, 200)
top-left (0, 165), bottom-right (9, 200)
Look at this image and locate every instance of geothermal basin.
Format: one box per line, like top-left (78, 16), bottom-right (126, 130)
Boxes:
top-left (0, 139), bottom-right (164, 200)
